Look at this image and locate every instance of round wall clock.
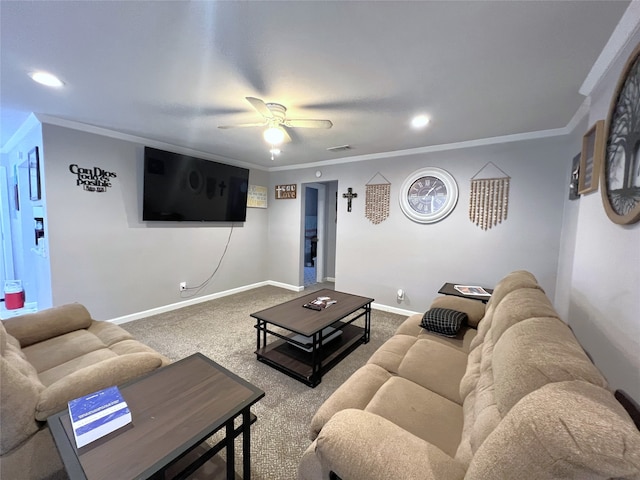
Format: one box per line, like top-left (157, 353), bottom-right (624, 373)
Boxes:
top-left (602, 43), bottom-right (640, 225)
top-left (399, 167), bottom-right (458, 223)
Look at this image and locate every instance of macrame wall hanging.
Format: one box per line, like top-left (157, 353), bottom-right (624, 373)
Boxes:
top-left (365, 172), bottom-right (391, 224)
top-left (469, 162), bottom-right (511, 230)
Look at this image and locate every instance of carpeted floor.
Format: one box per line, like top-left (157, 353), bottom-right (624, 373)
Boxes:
top-left (122, 283), bottom-right (406, 480)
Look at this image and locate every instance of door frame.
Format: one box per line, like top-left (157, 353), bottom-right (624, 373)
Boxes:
top-left (301, 182), bottom-right (326, 284)
top-left (0, 167), bottom-right (15, 289)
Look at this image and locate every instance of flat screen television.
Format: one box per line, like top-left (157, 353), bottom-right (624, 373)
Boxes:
top-left (143, 147), bottom-right (249, 222)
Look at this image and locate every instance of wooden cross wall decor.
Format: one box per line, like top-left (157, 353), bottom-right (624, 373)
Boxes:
top-left (342, 187), bottom-right (358, 212)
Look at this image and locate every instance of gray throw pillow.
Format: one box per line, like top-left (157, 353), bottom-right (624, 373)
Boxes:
top-left (420, 308), bottom-right (467, 337)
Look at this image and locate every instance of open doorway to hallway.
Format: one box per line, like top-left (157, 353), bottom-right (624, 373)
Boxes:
top-left (302, 181), bottom-right (337, 288)
top-left (0, 158), bottom-right (50, 319)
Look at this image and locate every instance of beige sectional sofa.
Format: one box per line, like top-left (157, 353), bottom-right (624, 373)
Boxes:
top-left (298, 270), bottom-right (640, 480)
top-left (1, 303), bottom-right (171, 480)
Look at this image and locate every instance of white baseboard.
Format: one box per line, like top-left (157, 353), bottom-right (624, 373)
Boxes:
top-left (108, 281), bottom-right (413, 325)
top-left (371, 302), bottom-right (419, 317)
top-left (109, 280), bottom-right (302, 325)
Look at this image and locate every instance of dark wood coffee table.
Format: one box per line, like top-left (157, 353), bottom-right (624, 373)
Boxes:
top-left (251, 289), bottom-right (374, 387)
top-left (47, 353), bottom-right (264, 480)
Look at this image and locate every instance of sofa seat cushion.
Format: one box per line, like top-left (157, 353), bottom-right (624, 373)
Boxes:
top-left (38, 349), bottom-right (117, 387)
top-left (368, 335), bottom-right (468, 404)
top-left (22, 330), bottom-right (107, 373)
top-left (109, 339), bottom-right (168, 357)
top-left (310, 364), bottom-right (392, 439)
top-left (466, 381), bottom-right (640, 480)
top-left (87, 321), bottom-right (133, 346)
top-left (395, 314), bottom-right (477, 353)
top-left (35, 352), bottom-right (164, 420)
top-left (315, 409), bottom-right (467, 480)
top-left (365, 376), bottom-right (463, 457)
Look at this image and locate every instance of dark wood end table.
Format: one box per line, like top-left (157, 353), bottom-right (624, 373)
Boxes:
top-left (251, 289), bottom-right (374, 387)
top-left (47, 353), bottom-right (264, 480)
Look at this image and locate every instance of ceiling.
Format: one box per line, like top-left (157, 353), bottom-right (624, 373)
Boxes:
top-left (0, 1), bottom-right (634, 169)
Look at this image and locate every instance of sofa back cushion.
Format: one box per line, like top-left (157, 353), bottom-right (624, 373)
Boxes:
top-left (465, 381), bottom-right (640, 480)
top-left (3, 303), bottom-right (92, 347)
top-left (485, 270), bottom-right (542, 310)
top-left (456, 272), bottom-right (574, 468)
top-left (490, 288), bottom-right (560, 343)
top-left (467, 270), bottom-right (543, 353)
top-left (492, 317), bottom-right (608, 416)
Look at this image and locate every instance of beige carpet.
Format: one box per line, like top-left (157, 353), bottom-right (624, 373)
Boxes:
top-left (122, 283), bottom-right (406, 480)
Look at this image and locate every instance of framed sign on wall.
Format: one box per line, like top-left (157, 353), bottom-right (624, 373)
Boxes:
top-left (578, 120), bottom-right (604, 195)
top-left (28, 146), bottom-right (41, 201)
top-left (275, 184), bottom-right (297, 199)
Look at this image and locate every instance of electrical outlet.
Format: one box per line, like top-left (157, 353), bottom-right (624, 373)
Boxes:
top-left (179, 282), bottom-right (187, 291)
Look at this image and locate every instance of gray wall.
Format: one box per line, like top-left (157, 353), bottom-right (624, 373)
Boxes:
top-left (42, 124), bottom-right (269, 320)
top-left (269, 135), bottom-right (572, 312)
top-left (556, 30), bottom-right (640, 401)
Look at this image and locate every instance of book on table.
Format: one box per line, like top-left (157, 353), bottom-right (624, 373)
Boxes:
top-left (67, 385), bottom-right (132, 448)
top-left (453, 285), bottom-right (491, 296)
top-left (303, 296), bottom-right (338, 310)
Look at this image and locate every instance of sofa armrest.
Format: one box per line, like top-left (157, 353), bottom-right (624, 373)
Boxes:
top-left (35, 352), bottom-right (163, 420)
top-left (3, 304), bottom-right (92, 347)
top-left (315, 409), bottom-right (466, 480)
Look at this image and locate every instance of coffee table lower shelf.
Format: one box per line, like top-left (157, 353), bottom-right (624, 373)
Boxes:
top-left (255, 323), bottom-right (364, 387)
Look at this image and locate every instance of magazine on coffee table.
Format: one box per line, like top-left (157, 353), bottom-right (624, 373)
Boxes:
top-left (454, 285), bottom-right (492, 296)
top-left (303, 296), bottom-right (337, 310)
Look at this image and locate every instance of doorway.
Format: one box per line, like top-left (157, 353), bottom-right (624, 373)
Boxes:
top-left (301, 181), bottom-right (337, 287)
top-left (0, 167), bottom-right (15, 298)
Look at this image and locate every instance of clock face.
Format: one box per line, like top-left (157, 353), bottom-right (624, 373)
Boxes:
top-left (407, 176), bottom-right (448, 215)
top-left (399, 168), bottom-right (458, 223)
top-left (602, 43), bottom-right (640, 225)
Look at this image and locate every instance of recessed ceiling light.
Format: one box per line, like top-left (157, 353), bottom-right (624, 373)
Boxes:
top-left (29, 71), bottom-right (64, 87)
top-left (411, 114), bottom-right (430, 129)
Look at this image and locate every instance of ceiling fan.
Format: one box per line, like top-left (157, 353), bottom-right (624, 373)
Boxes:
top-left (218, 97), bottom-right (333, 144)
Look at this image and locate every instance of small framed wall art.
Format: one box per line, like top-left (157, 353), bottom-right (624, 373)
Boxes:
top-left (28, 147), bottom-right (41, 201)
top-left (275, 184), bottom-right (296, 199)
top-left (578, 120), bottom-right (605, 195)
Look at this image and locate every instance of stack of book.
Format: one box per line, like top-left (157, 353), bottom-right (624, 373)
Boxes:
top-left (68, 385), bottom-right (131, 448)
top-left (303, 296), bottom-right (337, 310)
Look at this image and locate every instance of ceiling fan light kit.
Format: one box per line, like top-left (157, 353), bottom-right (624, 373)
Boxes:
top-left (219, 96), bottom-right (334, 160)
top-left (263, 126), bottom-right (285, 145)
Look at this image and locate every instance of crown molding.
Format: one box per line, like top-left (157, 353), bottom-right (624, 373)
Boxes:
top-left (269, 126), bottom-right (569, 172)
top-left (580, 1), bottom-right (640, 97)
top-left (0, 113), bottom-right (40, 154)
top-left (34, 114), bottom-right (269, 171)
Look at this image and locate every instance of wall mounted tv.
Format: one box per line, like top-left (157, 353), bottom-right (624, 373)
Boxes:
top-left (143, 147), bottom-right (249, 222)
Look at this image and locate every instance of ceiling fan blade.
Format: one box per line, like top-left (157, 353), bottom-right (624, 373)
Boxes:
top-left (281, 127), bottom-right (292, 143)
top-left (284, 119), bottom-right (333, 129)
top-left (218, 121), bottom-right (267, 129)
top-left (245, 97), bottom-right (273, 119)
